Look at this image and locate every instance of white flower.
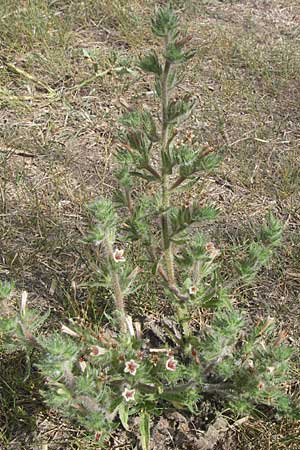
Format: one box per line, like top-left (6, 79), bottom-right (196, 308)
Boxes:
top-left (122, 387), bottom-right (135, 402)
top-left (124, 359), bottom-right (139, 376)
top-left (166, 356), bottom-right (177, 372)
top-left (113, 248), bottom-right (126, 263)
top-left (189, 285), bottom-right (198, 295)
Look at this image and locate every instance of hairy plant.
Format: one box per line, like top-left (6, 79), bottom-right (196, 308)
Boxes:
top-left (0, 4), bottom-right (297, 449)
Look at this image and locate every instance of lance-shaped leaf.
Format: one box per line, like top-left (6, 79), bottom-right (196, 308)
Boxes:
top-left (118, 402), bottom-right (129, 430)
top-left (236, 242), bottom-right (272, 284)
top-left (116, 167), bottom-right (133, 190)
top-left (199, 285), bottom-right (229, 309)
top-left (88, 199), bottom-right (117, 228)
top-left (115, 146), bottom-right (135, 166)
top-left (139, 51), bottom-right (162, 75)
top-left (167, 95), bottom-right (196, 124)
top-left (140, 412), bottom-right (151, 450)
top-left (151, 4), bottom-right (179, 39)
top-left (122, 197), bottom-right (154, 243)
top-left (121, 266), bottom-right (142, 297)
top-left (170, 203), bottom-right (219, 239)
top-left (161, 147), bottom-right (177, 175)
top-left (154, 76), bottom-right (162, 97)
top-left (121, 110), bottom-right (159, 143)
top-left (160, 384), bottom-right (198, 410)
top-left (165, 43), bottom-right (196, 65)
top-left (167, 70), bottom-right (180, 91)
top-left (115, 146), bottom-right (159, 184)
top-left (114, 188), bottom-right (130, 209)
top-left (236, 214), bottom-right (283, 284)
top-left (259, 213), bottom-right (283, 248)
top-left (86, 199), bottom-right (118, 244)
top-left (176, 145), bottom-right (220, 178)
top-left (0, 280), bottom-right (14, 300)
top-left (199, 308), bottom-right (244, 365)
top-left (124, 130), bottom-right (150, 162)
top-left (129, 170), bottom-right (158, 183)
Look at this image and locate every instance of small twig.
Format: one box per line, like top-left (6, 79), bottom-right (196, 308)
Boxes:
top-left (149, 348), bottom-right (169, 353)
top-left (2, 61), bottom-right (133, 101)
top-left (68, 66), bottom-right (125, 91)
top-left (0, 92), bottom-right (57, 101)
top-left (0, 148), bottom-right (36, 158)
top-left (4, 61), bottom-right (55, 93)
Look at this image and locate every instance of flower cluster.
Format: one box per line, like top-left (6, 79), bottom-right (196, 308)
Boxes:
top-left (120, 355), bottom-right (178, 403)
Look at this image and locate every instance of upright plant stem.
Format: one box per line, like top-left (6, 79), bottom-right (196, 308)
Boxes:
top-left (161, 36), bottom-right (175, 286)
top-left (105, 239), bottom-right (127, 333)
top-left (111, 272), bottom-right (126, 333)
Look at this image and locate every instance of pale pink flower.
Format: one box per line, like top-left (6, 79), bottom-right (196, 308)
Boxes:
top-left (166, 356), bottom-right (177, 372)
top-left (90, 345), bottom-right (107, 356)
top-left (189, 285), bottom-right (198, 295)
top-left (122, 387), bottom-right (135, 402)
top-left (113, 248), bottom-right (126, 263)
top-left (124, 359), bottom-right (139, 376)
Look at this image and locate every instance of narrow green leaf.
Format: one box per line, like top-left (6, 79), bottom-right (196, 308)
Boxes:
top-left (139, 51), bottom-right (162, 75)
top-left (151, 4), bottom-right (179, 38)
top-left (119, 402), bottom-right (129, 430)
top-left (140, 412), bottom-right (151, 450)
top-left (167, 95), bottom-right (196, 124)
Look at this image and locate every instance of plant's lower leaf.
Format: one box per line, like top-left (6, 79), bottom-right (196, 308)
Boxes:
top-left (118, 402), bottom-right (129, 430)
top-left (140, 412), bottom-right (151, 450)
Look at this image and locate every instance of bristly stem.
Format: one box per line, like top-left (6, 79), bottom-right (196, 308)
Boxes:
top-left (111, 272), bottom-right (126, 333)
top-left (125, 188), bottom-right (133, 214)
top-left (104, 239), bottom-right (127, 333)
top-left (161, 35), bottom-right (175, 286)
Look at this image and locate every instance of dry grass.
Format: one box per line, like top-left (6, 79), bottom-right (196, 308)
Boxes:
top-left (1, 0), bottom-right (300, 448)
